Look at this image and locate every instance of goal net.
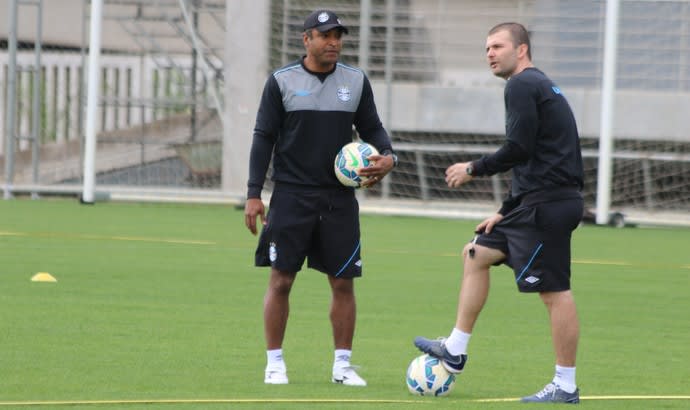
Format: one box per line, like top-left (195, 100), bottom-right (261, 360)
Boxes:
top-left (1, 0), bottom-right (689, 227)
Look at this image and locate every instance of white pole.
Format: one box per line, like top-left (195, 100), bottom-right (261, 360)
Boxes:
top-left (82, 0), bottom-right (103, 204)
top-left (4, 0), bottom-right (18, 199)
top-left (358, 0), bottom-right (371, 73)
top-left (595, 0), bottom-right (620, 225)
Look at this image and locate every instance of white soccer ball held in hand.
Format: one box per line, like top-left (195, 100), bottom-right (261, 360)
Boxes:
top-left (334, 142), bottom-right (379, 188)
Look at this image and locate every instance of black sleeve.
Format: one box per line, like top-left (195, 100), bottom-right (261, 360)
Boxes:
top-left (504, 77), bottom-right (538, 155)
top-left (353, 75), bottom-right (393, 153)
top-left (471, 140), bottom-right (529, 177)
top-left (247, 75), bottom-right (284, 199)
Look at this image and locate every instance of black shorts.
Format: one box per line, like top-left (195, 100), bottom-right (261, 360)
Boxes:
top-left (255, 185), bottom-right (362, 278)
top-left (475, 189), bottom-right (583, 293)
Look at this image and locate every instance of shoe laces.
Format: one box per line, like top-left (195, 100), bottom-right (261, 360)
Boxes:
top-left (535, 383), bottom-right (557, 399)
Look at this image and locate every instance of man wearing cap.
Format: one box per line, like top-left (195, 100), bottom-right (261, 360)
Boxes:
top-left (244, 9), bottom-right (397, 386)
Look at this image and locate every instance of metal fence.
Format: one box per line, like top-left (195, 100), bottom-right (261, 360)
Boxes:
top-left (1, 0), bottom-right (689, 226)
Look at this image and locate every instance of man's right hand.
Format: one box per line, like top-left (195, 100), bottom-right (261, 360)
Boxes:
top-left (244, 198), bottom-right (266, 235)
top-left (476, 213), bottom-right (503, 234)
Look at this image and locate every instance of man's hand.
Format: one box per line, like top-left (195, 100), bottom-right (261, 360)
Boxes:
top-left (357, 153), bottom-right (395, 188)
top-left (445, 162), bottom-right (473, 188)
top-left (244, 198), bottom-right (266, 235)
top-left (476, 213), bottom-right (503, 234)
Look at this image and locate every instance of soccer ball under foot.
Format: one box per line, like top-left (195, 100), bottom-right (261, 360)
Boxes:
top-left (406, 354), bottom-right (457, 396)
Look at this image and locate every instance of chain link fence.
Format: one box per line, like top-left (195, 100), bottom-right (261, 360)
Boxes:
top-left (1, 0), bottom-right (689, 225)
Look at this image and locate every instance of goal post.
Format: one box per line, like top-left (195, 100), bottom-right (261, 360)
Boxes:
top-left (595, 0), bottom-right (620, 225)
top-left (82, 0), bottom-right (103, 204)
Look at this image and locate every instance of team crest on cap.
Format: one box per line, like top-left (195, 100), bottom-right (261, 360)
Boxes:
top-left (318, 12), bottom-right (330, 23)
top-left (337, 86), bottom-right (351, 102)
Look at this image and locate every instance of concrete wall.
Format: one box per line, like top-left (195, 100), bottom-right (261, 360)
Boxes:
top-left (0, 0), bottom-right (85, 48)
top-left (373, 81), bottom-right (690, 141)
top-left (0, 0), bottom-right (223, 54)
top-left (223, 0), bottom-right (269, 194)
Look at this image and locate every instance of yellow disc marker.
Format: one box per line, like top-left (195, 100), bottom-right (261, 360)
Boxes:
top-left (31, 272), bottom-right (57, 282)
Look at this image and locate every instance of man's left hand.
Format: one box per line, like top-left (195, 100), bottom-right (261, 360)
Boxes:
top-left (357, 153), bottom-right (395, 187)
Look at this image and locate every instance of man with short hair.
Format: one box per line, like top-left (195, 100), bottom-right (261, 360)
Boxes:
top-left (244, 9), bottom-right (397, 386)
top-left (414, 22), bottom-right (584, 404)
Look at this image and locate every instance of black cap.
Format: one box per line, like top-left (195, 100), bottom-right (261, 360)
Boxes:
top-left (303, 10), bottom-right (348, 34)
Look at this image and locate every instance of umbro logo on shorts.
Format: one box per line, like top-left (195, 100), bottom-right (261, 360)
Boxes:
top-left (524, 275), bottom-right (540, 284)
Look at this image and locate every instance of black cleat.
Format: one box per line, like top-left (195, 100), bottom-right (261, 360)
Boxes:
top-left (413, 336), bottom-right (467, 374)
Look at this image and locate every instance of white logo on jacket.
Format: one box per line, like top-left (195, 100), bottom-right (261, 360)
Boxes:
top-left (337, 86), bottom-right (351, 102)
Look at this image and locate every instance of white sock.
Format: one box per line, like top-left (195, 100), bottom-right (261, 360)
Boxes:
top-left (266, 349), bottom-right (285, 370)
top-left (553, 365), bottom-right (577, 393)
top-left (334, 349), bottom-right (352, 370)
top-left (444, 328), bottom-right (471, 356)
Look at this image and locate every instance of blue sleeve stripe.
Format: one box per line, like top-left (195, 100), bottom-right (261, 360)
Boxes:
top-left (273, 63), bottom-right (301, 77)
top-left (337, 62), bottom-right (362, 74)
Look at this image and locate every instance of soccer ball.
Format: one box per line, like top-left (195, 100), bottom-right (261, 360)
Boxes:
top-left (406, 354), bottom-right (456, 396)
top-left (334, 142), bottom-right (379, 188)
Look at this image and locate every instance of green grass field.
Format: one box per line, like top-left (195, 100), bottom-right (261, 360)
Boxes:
top-left (1, 199), bottom-right (688, 409)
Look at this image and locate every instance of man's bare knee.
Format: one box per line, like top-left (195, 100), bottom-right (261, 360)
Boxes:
top-left (461, 242), bottom-right (474, 259)
top-left (462, 243), bottom-right (505, 267)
